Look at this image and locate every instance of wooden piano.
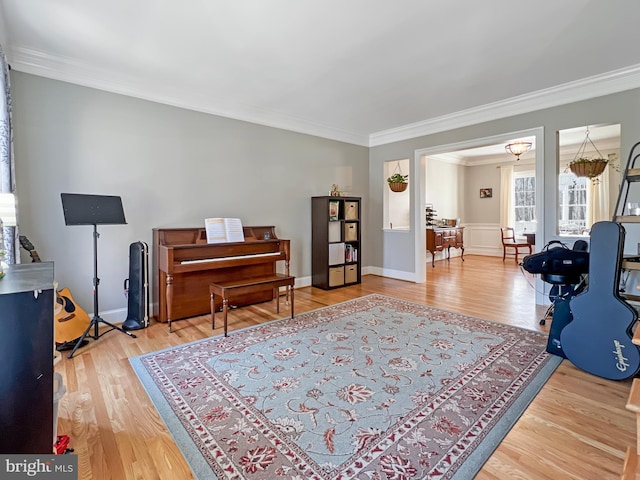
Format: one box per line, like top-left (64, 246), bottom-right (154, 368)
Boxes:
top-left (153, 226), bottom-right (290, 330)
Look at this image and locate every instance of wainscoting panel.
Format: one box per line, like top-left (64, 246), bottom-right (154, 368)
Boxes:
top-left (461, 223), bottom-right (503, 257)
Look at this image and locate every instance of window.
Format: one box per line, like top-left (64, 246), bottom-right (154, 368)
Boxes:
top-left (513, 172), bottom-right (536, 232)
top-left (558, 173), bottom-right (588, 235)
top-left (557, 123), bottom-right (620, 236)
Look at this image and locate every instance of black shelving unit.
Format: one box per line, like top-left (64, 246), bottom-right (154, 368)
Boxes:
top-left (312, 196), bottom-right (361, 289)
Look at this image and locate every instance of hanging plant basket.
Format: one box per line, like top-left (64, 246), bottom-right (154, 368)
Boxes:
top-left (389, 181), bottom-right (408, 192)
top-left (387, 161), bottom-right (408, 192)
top-left (569, 159), bottom-right (608, 178)
top-left (566, 126), bottom-right (616, 183)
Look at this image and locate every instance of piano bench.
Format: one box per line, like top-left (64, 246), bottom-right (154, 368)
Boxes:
top-left (209, 273), bottom-right (295, 336)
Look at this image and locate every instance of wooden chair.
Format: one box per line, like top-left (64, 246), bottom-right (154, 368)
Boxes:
top-left (500, 227), bottom-right (532, 263)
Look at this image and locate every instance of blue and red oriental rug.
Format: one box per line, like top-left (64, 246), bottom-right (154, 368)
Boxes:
top-left (131, 294), bottom-right (560, 479)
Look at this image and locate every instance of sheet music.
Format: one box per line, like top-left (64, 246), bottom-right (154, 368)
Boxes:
top-left (224, 218), bottom-right (244, 242)
top-left (204, 218), bottom-right (227, 243)
top-left (205, 217), bottom-right (245, 243)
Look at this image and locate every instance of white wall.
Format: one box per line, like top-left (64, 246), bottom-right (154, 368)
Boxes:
top-left (11, 72), bottom-right (369, 320)
top-left (426, 158), bottom-right (462, 222)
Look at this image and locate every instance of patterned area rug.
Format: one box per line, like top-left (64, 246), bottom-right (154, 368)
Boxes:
top-left (130, 294), bottom-right (561, 479)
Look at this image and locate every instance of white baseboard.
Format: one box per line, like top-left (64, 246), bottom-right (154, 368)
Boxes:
top-left (92, 307), bottom-right (127, 325)
top-left (463, 247), bottom-right (502, 257)
top-left (366, 266), bottom-right (417, 282)
top-left (294, 275), bottom-right (312, 288)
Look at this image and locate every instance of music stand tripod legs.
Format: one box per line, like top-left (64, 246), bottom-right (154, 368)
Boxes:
top-left (68, 224), bottom-right (136, 358)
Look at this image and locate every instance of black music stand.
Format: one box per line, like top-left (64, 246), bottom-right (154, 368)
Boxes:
top-left (61, 193), bottom-right (136, 359)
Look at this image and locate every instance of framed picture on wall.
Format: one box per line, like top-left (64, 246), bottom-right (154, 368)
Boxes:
top-left (480, 188), bottom-right (492, 198)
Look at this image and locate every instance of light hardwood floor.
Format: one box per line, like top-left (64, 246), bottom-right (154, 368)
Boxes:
top-left (55, 255), bottom-right (635, 479)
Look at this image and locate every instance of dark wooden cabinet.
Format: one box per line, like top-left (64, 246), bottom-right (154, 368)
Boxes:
top-left (426, 227), bottom-right (464, 267)
top-left (0, 262), bottom-right (54, 453)
top-left (312, 196), bottom-right (361, 289)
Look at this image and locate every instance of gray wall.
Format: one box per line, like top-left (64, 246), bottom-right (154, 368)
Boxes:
top-left (369, 88), bottom-right (640, 276)
top-left (463, 163), bottom-right (500, 224)
top-left (462, 162), bottom-right (536, 225)
top-left (11, 72), bottom-right (369, 318)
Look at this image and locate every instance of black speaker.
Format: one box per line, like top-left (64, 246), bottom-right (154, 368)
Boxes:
top-left (122, 241), bottom-right (149, 330)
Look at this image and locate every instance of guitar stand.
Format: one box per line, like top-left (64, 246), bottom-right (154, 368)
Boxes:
top-left (67, 224), bottom-right (136, 359)
top-left (56, 338), bottom-right (89, 352)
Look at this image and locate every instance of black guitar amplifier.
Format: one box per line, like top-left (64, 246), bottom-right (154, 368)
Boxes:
top-left (122, 241), bottom-right (149, 331)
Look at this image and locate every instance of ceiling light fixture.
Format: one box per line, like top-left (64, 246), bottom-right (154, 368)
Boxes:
top-left (505, 141), bottom-right (532, 161)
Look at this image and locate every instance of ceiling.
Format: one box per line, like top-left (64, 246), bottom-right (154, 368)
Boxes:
top-left (2, 1), bottom-right (640, 147)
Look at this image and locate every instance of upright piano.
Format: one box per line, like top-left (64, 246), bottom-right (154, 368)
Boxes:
top-left (153, 226), bottom-right (290, 326)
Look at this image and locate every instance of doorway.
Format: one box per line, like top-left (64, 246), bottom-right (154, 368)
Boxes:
top-left (412, 128), bottom-right (545, 303)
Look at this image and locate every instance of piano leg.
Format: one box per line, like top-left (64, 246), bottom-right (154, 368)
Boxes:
top-left (166, 274), bottom-right (174, 333)
top-left (210, 293), bottom-right (216, 330)
top-left (275, 287), bottom-right (280, 314)
top-left (285, 260), bottom-right (290, 305)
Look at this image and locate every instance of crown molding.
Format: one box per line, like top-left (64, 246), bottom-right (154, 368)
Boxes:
top-left (369, 64), bottom-right (640, 147)
top-left (431, 152), bottom-right (525, 167)
top-left (7, 45), bottom-right (640, 150)
top-left (7, 45), bottom-right (370, 147)
top-left (429, 152), bottom-right (463, 165)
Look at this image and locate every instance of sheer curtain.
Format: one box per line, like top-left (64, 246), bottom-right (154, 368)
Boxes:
top-left (499, 165), bottom-right (514, 228)
top-left (0, 44), bottom-right (18, 264)
top-left (587, 167), bottom-right (610, 228)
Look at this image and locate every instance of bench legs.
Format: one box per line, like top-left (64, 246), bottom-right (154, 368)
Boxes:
top-left (211, 284), bottom-right (294, 337)
top-left (275, 285), bottom-right (294, 318)
top-left (210, 294), bottom-right (229, 334)
top-left (289, 286), bottom-right (294, 318)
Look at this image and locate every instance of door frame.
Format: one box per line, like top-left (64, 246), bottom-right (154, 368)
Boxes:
top-left (412, 127), bottom-right (545, 303)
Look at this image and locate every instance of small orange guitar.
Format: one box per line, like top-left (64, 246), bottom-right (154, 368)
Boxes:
top-left (19, 236), bottom-right (89, 346)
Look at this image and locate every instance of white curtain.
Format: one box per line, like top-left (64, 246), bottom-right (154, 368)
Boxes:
top-left (587, 167), bottom-right (610, 228)
top-left (0, 44), bottom-right (17, 264)
top-left (499, 165), bottom-right (514, 227)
